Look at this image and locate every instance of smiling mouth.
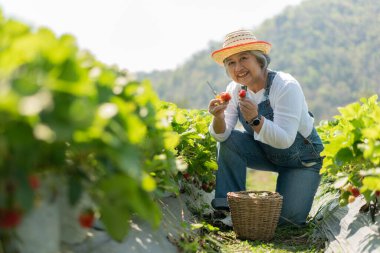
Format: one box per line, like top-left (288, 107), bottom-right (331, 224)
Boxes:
top-left (237, 72), bottom-right (249, 78)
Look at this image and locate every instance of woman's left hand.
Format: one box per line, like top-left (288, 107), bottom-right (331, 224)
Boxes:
top-left (239, 98), bottom-right (259, 122)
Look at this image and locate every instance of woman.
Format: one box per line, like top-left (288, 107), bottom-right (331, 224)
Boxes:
top-left (208, 29), bottom-right (324, 226)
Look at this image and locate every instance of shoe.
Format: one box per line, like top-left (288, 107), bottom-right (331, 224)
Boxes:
top-left (211, 198), bottom-right (230, 212)
top-left (212, 213), bottom-right (233, 230)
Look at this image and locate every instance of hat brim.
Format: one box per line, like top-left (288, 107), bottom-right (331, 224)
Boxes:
top-left (211, 41), bottom-right (271, 65)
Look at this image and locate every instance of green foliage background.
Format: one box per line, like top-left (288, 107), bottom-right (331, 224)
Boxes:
top-left (0, 10), bottom-right (180, 241)
top-left (317, 95), bottom-right (380, 206)
top-left (137, 0), bottom-right (380, 122)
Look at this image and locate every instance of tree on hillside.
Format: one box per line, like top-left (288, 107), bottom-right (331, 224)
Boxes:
top-left (138, 0), bottom-right (380, 122)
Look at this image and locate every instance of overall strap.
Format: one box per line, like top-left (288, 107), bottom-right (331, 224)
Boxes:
top-left (263, 70), bottom-right (277, 100)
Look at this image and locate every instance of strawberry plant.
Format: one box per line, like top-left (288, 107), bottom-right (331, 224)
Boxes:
top-left (0, 8), bottom-right (180, 244)
top-left (161, 102), bottom-right (217, 193)
top-left (318, 95), bottom-right (380, 219)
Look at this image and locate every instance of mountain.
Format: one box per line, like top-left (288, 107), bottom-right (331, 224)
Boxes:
top-left (137, 0), bottom-right (380, 122)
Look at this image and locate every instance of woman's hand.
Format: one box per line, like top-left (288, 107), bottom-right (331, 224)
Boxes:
top-left (239, 97), bottom-right (258, 122)
top-left (208, 98), bottom-right (228, 119)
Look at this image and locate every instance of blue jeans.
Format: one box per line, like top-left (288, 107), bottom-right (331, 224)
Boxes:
top-left (212, 130), bottom-right (322, 226)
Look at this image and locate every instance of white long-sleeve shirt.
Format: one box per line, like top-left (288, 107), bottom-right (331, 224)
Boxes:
top-left (209, 71), bottom-right (315, 149)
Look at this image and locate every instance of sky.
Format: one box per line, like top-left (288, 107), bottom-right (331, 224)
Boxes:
top-left (0, 0), bottom-right (304, 73)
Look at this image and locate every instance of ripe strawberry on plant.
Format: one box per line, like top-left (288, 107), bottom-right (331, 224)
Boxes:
top-left (78, 209), bottom-right (95, 228)
top-left (201, 183), bottom-right (209, 192)
top-left (350, 187), bottom-right (360, 197)
top-left (182, 173), bottom-right (191, 181)
top-left (0, 208), bottom-right (22, 229)
top-left (28, 175), bottom-right (40, 190)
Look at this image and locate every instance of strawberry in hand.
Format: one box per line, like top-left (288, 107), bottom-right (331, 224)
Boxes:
top-left (219, 92), bottom-right (231, 102)
top-left (239, 85), bottom-right (247, 98)
top-left (216, 92), bottom-right (231, 103)
top-left (239, 90), bottom-right (246, 98)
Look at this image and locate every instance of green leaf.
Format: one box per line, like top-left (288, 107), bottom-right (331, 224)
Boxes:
top-left (337, 102), bottom-right (361, 120)
top-left (174, 112), bottom-right (187, 124)
top-left (204, 160), bottom-right (218, 170)
top-left (99, 203), bottom-right (130, 242)
top-left (126, 114), bottom-right (147, 144)
top-left (334, 147), bottom-right (354, 165)
top-left (98, 176), bottom-right (161, 229)
top-left (191, 223), bottom-right (204, 230)
top-left (16, 175), bottom-right (34, 211)
top-left (142, 173), bottom-right (156, 192)
top-left (362, 176), bottom-right (380, 191)
top-left (68, 176), bottom-right (83, 206)
top-left (164, 132), bottom-right (180, 151)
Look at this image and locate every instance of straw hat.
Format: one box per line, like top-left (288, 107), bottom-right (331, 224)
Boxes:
top-left (211, 30), bottom-right (271, 65)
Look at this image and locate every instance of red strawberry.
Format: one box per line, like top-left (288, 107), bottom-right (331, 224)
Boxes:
top-left (183, 173), bottom-right (191, 181)
top-left (375, 190), bottom-right (380, 197)
top-left (239, 90), bottom-right (246, 98)
top-left (219, 92), bottom-right (231, 102)
top-left (0, 208), bottom-right (22, 229)
top-left (28, 175), bottom-right (40, 190)
top-left (79, 210), bottom-right (95, 228)
top-left (351, 187), bottom-right (360, 197)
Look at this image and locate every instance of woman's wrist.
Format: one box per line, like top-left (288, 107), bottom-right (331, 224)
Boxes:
top-left (250, 116), bottom-right (264, 133)
top-left (213, 116), bottom-right (226, 134)
top-left (246, 114), bottom-right (261, 126)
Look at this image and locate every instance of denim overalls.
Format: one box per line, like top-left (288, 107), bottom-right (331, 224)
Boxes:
top-left (212, 71), bottom-right (324, 226)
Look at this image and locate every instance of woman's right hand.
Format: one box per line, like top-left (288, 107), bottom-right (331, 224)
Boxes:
top-left (208, 98), bottom-right (228, 119)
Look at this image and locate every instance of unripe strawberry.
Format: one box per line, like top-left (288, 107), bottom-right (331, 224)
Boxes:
top-left (348, 195), bottom-right (356, 203)
top-left (239, 90), bottom-right (246, 98)
top-left (342, 184), bottom-right (352, 192)
top-left (339, 198), bottom-right (347, 206)
top-left (350, 187), bottom-right (360, 197)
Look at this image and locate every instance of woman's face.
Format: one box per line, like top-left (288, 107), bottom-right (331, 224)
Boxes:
top-left (224, 51), bottom-right (263, 87)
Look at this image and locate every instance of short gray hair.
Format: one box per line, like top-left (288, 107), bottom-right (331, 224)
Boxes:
top-left (248, 50), bottom-right (271, 70)
top-left (223, 50), bottom-right (271, 76)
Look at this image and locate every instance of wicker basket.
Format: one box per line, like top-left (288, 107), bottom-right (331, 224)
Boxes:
top-left (227, 191), bottom-right (283, 241)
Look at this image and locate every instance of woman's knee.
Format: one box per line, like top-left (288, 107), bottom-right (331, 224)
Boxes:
top-left (276, 169), bottom-right (321, 226)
